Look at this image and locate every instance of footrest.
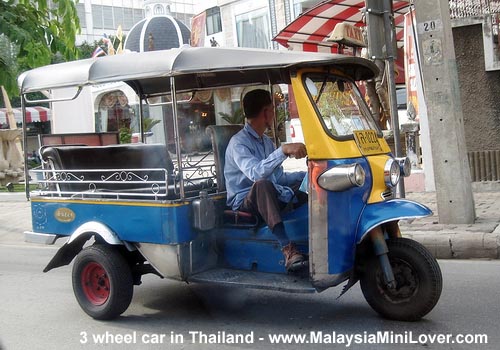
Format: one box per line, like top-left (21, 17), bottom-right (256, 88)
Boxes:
top-left (187, 268), bottom-right (315, 293)
top-left (223, 210), bottom-right (259, 227)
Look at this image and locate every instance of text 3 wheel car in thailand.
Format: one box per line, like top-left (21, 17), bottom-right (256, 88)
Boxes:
top-left (19, 46), bottom-right (442, 321)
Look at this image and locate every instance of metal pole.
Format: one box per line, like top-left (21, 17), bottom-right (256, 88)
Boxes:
top-left (382, 0), bottom-right (405, 197)
top-left (21, 96), bottom-right (30, 200)
top-left (170, 76), bottom-right (184, 199)
top-left (138, 97), bottom-right (145, 143)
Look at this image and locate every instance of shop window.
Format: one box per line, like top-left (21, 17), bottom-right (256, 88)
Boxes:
top-left (97, 91), bottom-right (132, 137)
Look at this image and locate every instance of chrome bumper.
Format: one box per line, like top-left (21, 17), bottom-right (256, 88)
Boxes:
top-left (24, 231), bottom-right (59, 245)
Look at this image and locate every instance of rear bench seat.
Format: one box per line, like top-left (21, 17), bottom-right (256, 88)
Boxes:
top-left (40, 144), bottom-right (212, 199)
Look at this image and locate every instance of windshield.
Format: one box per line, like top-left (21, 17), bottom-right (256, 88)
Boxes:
top-left (303, 74), bottom-right (380, 138)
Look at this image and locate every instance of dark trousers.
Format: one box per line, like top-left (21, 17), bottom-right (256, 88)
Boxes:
top-left (239, 179), bottom-right (307, 230)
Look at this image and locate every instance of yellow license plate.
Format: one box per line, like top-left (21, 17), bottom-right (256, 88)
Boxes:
top-left (353, 130), bottom-right (383, 155)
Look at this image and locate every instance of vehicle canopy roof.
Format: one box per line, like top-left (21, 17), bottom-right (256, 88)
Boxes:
top-left (18, 46), bottom-right (378, 97)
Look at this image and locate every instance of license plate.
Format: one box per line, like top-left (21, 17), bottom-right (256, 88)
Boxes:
top-left (353, 130), bottom-right (383, 155)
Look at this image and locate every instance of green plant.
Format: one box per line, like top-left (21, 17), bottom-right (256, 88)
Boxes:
top-left (119, 127), bottom-right (132, 144)
top-left (143, 117), bottom-right (161, 132)
top-left (219, 108), bottom-right (244, 124)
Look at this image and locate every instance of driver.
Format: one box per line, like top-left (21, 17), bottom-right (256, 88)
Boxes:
top-left (224, 89), bottom-right (308, 271)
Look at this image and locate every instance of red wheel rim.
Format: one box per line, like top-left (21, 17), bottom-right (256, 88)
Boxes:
top-left (81, 262), bottom-right (110, 306)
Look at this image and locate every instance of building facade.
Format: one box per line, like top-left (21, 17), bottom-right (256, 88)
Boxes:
top-left (74, 0), bottom-right (197, 44)
top-left (192, 0), bottom-right (323, 49)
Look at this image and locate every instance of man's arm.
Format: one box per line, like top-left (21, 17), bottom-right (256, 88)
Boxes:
top-left (277, 143), bottom-right (307, 186)
top-left (278, 170), bottom-right (307, 187)
top-left (230, 142), bottom-right (286, 181)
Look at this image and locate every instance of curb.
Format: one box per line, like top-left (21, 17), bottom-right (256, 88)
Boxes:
top-left (406, 231), bottom-right (500, 260)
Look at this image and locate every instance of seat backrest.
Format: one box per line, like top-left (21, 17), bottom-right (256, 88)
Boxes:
top-left (40, 144), bottom-right (175, 194)
top-left (206, 124), bottom-right (243, 192)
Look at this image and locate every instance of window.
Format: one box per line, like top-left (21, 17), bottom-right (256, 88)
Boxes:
top-left (92, 5), bottom-right (103, 28)
top-left (114, 7), bottom-right (124, 29)
top-left (291, 0), bottom-right (322, 20)
top-left (236, 8), bottom-right (270, 49)
top-left (123, 8), bottom-right (134, 30)
top-left (91, 5), bottom-right (143, 31)
top-left (102, 6), bottom-right (114, 29)
top-left (304, 74), bottom-right (379, 138)
top-left (154, 5), bottom-right (164, 15)
top-left (206, 7), bottom-right (222, 35)
top-left (97, 91), bottom-right (132, 133)
top-left (76, 3), bottom-right (86, 27)
top-left (482, 14), bottom-right (500, 71)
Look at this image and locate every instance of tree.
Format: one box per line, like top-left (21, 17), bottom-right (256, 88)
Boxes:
top-left (0, 0), bottom-right (80, 96)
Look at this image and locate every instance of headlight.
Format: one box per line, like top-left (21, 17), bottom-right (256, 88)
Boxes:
top-left (384, 159), bottom-right (400, 187)
top-left (317, 163), bottom-right (366, 192)
top-left (396, 157), bottom-right (411, 177)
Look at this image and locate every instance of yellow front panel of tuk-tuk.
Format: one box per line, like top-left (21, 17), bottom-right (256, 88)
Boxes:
top-left (366, 154), bottom-right (392, 203)
top-left (290, 71), bottom-right (391, 160)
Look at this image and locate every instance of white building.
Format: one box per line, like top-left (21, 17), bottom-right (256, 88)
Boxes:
top-left (51, 0), bottom-right (325, 138)
top-left (52, 0), bottom-right (196, 136)
top-left (75, 0), bottom-right (197, 44)
top-left (192, 0), bottom-right (323, 49)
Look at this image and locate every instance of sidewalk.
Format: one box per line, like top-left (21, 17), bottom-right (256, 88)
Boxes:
top-left (401, 190), bottom-right (500, 259)
top-left (1, 189), bottom-right (499, 259)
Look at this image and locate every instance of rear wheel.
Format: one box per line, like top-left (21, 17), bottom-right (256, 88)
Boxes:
top-left (360, 238), bottom-right (442, 321)
top-left (72, 245), bottom-right (133, 320)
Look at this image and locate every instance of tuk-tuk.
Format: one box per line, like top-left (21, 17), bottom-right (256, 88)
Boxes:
top-left (19, 46), bottom-right (442, 321)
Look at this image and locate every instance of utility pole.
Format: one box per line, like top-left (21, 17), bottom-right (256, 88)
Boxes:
top-left (365, 0), bottom-right (405, 196)
top-left (413, 0), bottom-right (475, 224)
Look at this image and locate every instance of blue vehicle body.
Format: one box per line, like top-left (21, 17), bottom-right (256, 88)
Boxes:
top-left (31, 199), bottom-right (194, 244)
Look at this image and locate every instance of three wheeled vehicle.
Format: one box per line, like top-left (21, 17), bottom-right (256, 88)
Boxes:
top-left (19, 46), bottom-right (442, 321)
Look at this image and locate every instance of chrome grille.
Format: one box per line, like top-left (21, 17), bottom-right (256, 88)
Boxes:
top-left (381, 189), bottom-right (394, 200)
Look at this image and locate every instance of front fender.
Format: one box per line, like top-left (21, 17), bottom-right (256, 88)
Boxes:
top-left (43, 221), bottom-right (127, 272)
top-left (356, 199), bottom-right (432, 243)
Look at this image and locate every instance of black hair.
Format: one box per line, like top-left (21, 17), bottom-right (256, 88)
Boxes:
top-left (242, 89), bottom-right (272, 119)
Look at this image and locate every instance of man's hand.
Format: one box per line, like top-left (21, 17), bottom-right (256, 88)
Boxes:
top-left (282, 143), bottom-right (307, 159)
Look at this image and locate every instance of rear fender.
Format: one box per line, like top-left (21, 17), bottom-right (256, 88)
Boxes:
top-left (356, 199), bottom-right (432, 244)
top-left (43, 221), bottom-right (131, 272)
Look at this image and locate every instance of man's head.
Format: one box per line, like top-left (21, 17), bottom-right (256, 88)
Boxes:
top-left (243, 89), bottom-right (272, 119)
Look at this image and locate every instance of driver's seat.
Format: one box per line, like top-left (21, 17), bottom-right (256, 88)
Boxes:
top-left (205, 124), bottom-right (243, 192)
top-left (206, 124), bottom-right (258, 227)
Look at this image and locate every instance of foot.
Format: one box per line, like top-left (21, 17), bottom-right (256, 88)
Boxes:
top-left (282, 243), bottom-right (306, 271)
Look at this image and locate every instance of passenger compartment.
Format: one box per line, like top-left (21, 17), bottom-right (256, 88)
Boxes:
top-left (39, 144), bottom-right (214, 200)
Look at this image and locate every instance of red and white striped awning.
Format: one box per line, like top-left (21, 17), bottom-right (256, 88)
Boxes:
top-left (0, 107), bottom-right (51, 125)
top-left (273, 0), bottom-right (410, 53)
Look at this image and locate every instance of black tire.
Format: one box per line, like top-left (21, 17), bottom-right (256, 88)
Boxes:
top-left (72, 245), bottom-right (133, 320)
top-left (360, 237), bottom-right (442, 321)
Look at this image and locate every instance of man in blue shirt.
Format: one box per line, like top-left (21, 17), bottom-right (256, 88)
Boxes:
top-left (224, 89), bottom-right (307, 271)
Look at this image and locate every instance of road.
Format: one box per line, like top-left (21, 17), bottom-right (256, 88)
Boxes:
top-left (0, 243), bottom-right (499, 350)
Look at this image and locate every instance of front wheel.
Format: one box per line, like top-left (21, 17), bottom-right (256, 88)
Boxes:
top-left (360, 238), bottom-right (442, 321)
top-left (72, 245), bottom-right (133, 320)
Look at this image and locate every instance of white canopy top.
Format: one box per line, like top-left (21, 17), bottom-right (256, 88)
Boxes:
top-left (18, 46), bottom-right (378, 96)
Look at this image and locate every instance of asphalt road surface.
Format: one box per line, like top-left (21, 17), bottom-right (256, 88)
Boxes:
top-left (0, 243), bottom-right (499, 350)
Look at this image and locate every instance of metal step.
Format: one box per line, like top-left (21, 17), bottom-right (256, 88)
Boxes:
top-left (187, 268), bottom-right (316, 294)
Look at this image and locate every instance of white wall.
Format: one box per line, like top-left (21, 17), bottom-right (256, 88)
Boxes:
top-left (51, 87), bottom-right (95, 134)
